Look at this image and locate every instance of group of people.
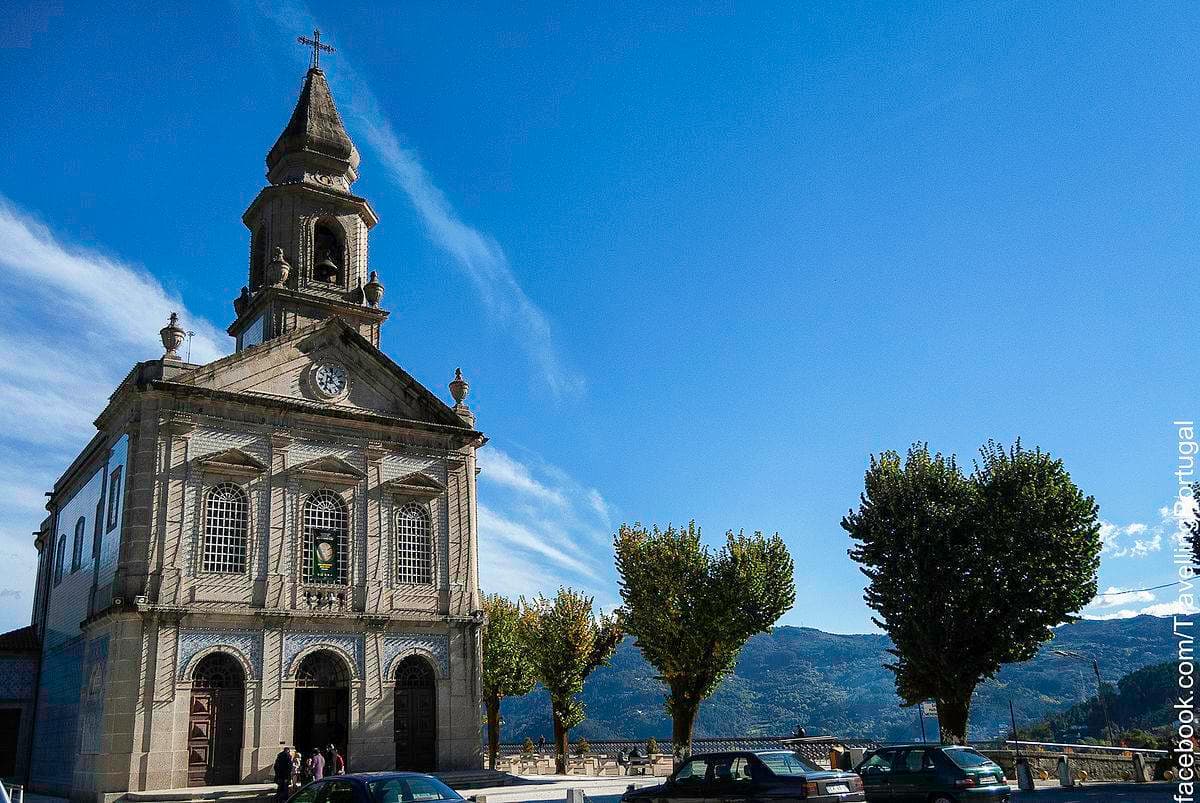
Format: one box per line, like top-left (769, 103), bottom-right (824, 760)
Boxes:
top-left (274, 743), bottom-right (347, 801)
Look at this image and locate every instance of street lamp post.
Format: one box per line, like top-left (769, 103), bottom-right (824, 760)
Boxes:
top-left (1050, 649), bottom-right (1115, 744)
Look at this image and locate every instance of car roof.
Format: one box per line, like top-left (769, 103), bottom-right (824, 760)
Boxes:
top-left (333, 772), bottom-right (441, 781)
top-left (873, 744), bottom-right (977, 751)
top-left (686, 750), bottom-right (805, 759)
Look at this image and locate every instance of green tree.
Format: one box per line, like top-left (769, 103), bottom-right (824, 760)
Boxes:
top-left (1189, 482), bottom-right (1199, 567)
top-left (843, 441), bottom-right (1100, 744)
top-left (614, 523), bottom-right (795, 757)
top-left (520, 588), bottom-right (622, 772)
top-left (482, 594), bottom-right (536, 769)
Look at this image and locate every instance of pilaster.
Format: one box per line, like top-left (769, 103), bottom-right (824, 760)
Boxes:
top-left (265, 432), bottom-right (292, 609)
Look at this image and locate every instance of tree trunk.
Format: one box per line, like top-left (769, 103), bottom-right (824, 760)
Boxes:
top-left (937, 691), bottom-right (973, 745)
top-left (485, 697), bottom-right (501, 770)
top-left (552, 708), bottom-right (568, 774)
top-left (671, 700), bottom-right (699, 767)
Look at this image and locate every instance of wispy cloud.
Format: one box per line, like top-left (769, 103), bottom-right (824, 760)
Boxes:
top-left (1090, 585), bottom-right (1155, 608)
top-left (0, 196), bottom-right (224, 632)
top-left (251, 2), bottom-right (582, 397)
top-left (476, 447), bottom-right (618, 607)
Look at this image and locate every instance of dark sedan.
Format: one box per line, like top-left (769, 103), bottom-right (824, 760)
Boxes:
top-left (621, 750), bottom-right (866, 803)
top-left (289, 772), bottom-right (463, 803)
top-left (856, 745), bottom-right (1011, 802)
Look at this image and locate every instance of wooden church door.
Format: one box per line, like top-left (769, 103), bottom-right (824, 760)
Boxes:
top-left (188, 653), bottom-right (245, 786)
top-left (393, 656), bottom-right (436, 771)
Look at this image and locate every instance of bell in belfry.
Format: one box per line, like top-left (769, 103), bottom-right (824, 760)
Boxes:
top-left (315, 249), bottom-right (340, 283)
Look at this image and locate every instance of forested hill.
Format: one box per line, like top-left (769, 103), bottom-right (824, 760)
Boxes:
top-left (498, 615), bottom-right (1173, 743)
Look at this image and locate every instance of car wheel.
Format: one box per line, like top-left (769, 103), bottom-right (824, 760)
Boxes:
top-left (930, 796), bottom-right (956, 803)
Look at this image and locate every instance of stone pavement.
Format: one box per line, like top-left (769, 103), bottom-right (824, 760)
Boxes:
top-left (1010, 782), bottom-right (1175, 802)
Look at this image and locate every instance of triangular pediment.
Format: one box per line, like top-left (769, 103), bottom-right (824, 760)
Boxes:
top-left (289, 455), bottom-right (365, 485)
top-left (173, 318), bottom-right (473, 431)
top-left (195, 447), bottom-right (267, 476)
top-left (380, 472), bottom-right (445, 500)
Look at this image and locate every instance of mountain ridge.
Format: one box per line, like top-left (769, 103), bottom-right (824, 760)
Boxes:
top-left (498, 614), bottom-right (1172, 742)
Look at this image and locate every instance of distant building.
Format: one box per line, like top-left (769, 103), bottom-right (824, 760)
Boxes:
top-left (5, 60), bottom-right (487, 800)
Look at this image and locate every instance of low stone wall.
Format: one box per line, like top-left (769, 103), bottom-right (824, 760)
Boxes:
top-left (501, 753), bottom-right (674, 777)
top-left (979, 749), bottom-right (1158, 782)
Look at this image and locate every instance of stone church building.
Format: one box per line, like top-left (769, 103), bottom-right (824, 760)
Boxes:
top-left (3, 61), bottom-right (487, 800)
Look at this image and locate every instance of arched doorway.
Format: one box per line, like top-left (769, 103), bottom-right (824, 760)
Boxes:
top-left (188, 652), bottom-right (245, 786)
top-left (293, 651), bottom-right (350, 762)
top-left (393, 656), bottom-right (436, 771)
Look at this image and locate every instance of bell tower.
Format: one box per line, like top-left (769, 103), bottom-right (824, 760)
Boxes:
top-left (230, 46), bottom-right (387, 351)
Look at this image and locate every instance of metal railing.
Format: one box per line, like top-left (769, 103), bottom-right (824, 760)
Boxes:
top-left (976, 739), bottom-right (1169, 756)
top-left (0, 781), bottom-right (25, 803)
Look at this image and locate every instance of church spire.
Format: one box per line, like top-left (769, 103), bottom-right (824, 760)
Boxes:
top-left (230, 48), bottom-right (386, 353)
top-left (265, 64), bottom-right (360, 189)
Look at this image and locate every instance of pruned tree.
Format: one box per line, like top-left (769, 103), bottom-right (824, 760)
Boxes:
top-left (614, 523), bottom-right (795, 758)
top-left (520, 588), bottom-right (622, 773)
top-left (843, 441), bottom-right (1101, 744)
top-left (482, 593), bottom-right (536, 770)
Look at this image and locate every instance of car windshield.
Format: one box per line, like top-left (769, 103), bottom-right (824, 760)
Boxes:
top-left (368, 777), bottom-right (463, 803)
top-left (943, 748), bottom-right (994, 769)
top-left (756, 751), bottom-right (821, 776)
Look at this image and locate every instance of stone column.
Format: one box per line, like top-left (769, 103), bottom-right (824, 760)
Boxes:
top-left (265, 432), bottom-right (292, 609)
top-left (155, 417), bottom-right (195, 606)
top-left (364, 445), bottom-right (387, 614)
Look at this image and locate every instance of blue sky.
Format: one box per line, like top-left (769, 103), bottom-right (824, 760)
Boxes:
top-left (0, 1), bottom-right (1194, 634)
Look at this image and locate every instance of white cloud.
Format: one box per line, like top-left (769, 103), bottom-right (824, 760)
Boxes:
top-left (0, 196), bottom-right (226, 632)
top-left (474, 447), bottom-right (617, 602)
top-left (1083, 597), bottom-right (1197, 620)
top-left (1100, 509), bottom-right (1176, 560)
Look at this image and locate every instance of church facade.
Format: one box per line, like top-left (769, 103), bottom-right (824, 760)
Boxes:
top-left (11, 62), bottom-right (486, 800)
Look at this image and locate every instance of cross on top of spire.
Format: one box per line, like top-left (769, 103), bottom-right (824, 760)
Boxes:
top-left (298, 28), bottom-right (334, 70)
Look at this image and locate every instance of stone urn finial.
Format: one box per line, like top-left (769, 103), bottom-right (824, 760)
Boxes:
top-left (268, 246), bottom-right (291, 286)
top-left (160, 312), bottom-right (186, 360)
top-left (364, 270), bottom-right (385, 307)
top-left (449, 368), bottom-right (469, 405)
top-left (449, 368), bottom-right (475, 426)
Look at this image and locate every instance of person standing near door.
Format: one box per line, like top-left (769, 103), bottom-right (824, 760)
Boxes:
top-left (310, 748), bottom-right (326, 781)
top-left (273, 743), bottom-right (294, 803)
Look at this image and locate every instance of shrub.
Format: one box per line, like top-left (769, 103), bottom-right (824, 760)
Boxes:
top-left (575, 737), bottom-right (591, 755)
top-left (522, 737), bottom-right (535, 755)
top-left (646, 737), bottom-right (659, 754)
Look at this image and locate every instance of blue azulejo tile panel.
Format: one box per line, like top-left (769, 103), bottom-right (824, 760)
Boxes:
top-left (282, 632), bottom-right (364, 677)
top-left (382, 634), bottom-right (449, 677)
top-left (176, 629), bottom-right (264, 680)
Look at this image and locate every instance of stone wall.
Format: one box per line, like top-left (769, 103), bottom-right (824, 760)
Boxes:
top-left (980, 748), bottom-right (1158, 782)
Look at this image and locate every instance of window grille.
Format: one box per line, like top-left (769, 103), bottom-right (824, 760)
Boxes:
top-left (303, 490), bottom-right (349, 584)
top-left (395, 503), bottom-right (433, 586)
top-left (106, 466), bottom-right (122, 532)
top-left (296, 651), bottom-right (349, 688)
top-left (192, 652), bottom-right (244, 689)
top-left (202, 483), bottom-right (249, 574)
top-left (71, 517), bottom-right (85, 572)
top-left (395, 655), bottom-right (435, 688)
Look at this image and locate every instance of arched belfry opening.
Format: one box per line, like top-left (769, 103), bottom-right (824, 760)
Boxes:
top-left (293, 650), bottom-right (351, 761)
top-left (250, 225), bottom-right (267, 289)
top-left (393, 655), bottom-right (436, 771)
top-left (187, 652), bottom-right (245, 786)
top-left (313, 221), bottom-right (344, 284)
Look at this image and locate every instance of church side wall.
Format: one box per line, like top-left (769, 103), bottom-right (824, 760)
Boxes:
top-left (29, 467), bottom-right (104, 797)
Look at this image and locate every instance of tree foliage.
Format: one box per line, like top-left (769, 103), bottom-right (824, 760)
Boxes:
top-left (614, 522), bottom-right (795, 755)
top-left (520, 587), bottom-right (622, 772)
top-left (482, 594), bottom-right (536, 769)
top-left (843, 441), bottom-right (1101, 744)
top-left (1189, 482), bottom-right (1199, 567)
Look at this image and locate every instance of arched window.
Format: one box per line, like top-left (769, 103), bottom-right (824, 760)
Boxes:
top-left (192, 652), bottom-right (245, 689)
top-left (313, 221), bottom-right (343, 284)
top-left (250, 224), bottom-right (267, 289)
top-left (202, 483), bottom-right (249, 574)
top-left (303, 490), bottom-right (348, 585)
top-left (395, 503), bottom-right (433, 586)
top-left (296, 650), bottom-right (350, 688)
top-left (54, 535), bottom-right (66, 585)
top-left (71, 516), bottom-right (85, 572)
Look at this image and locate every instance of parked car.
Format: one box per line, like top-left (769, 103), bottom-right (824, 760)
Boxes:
top-left (289, 772), bottom-right (464, 803)
top-left (621, 749), bottom-right (866, 802)
top-left (855, 744), bottom-right (1011, 802)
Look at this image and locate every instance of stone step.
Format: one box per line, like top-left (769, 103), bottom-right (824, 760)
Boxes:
top-left (123, 784), bottom-right (276, 803)
top-left (433, 770), bottom-right (516, 790)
